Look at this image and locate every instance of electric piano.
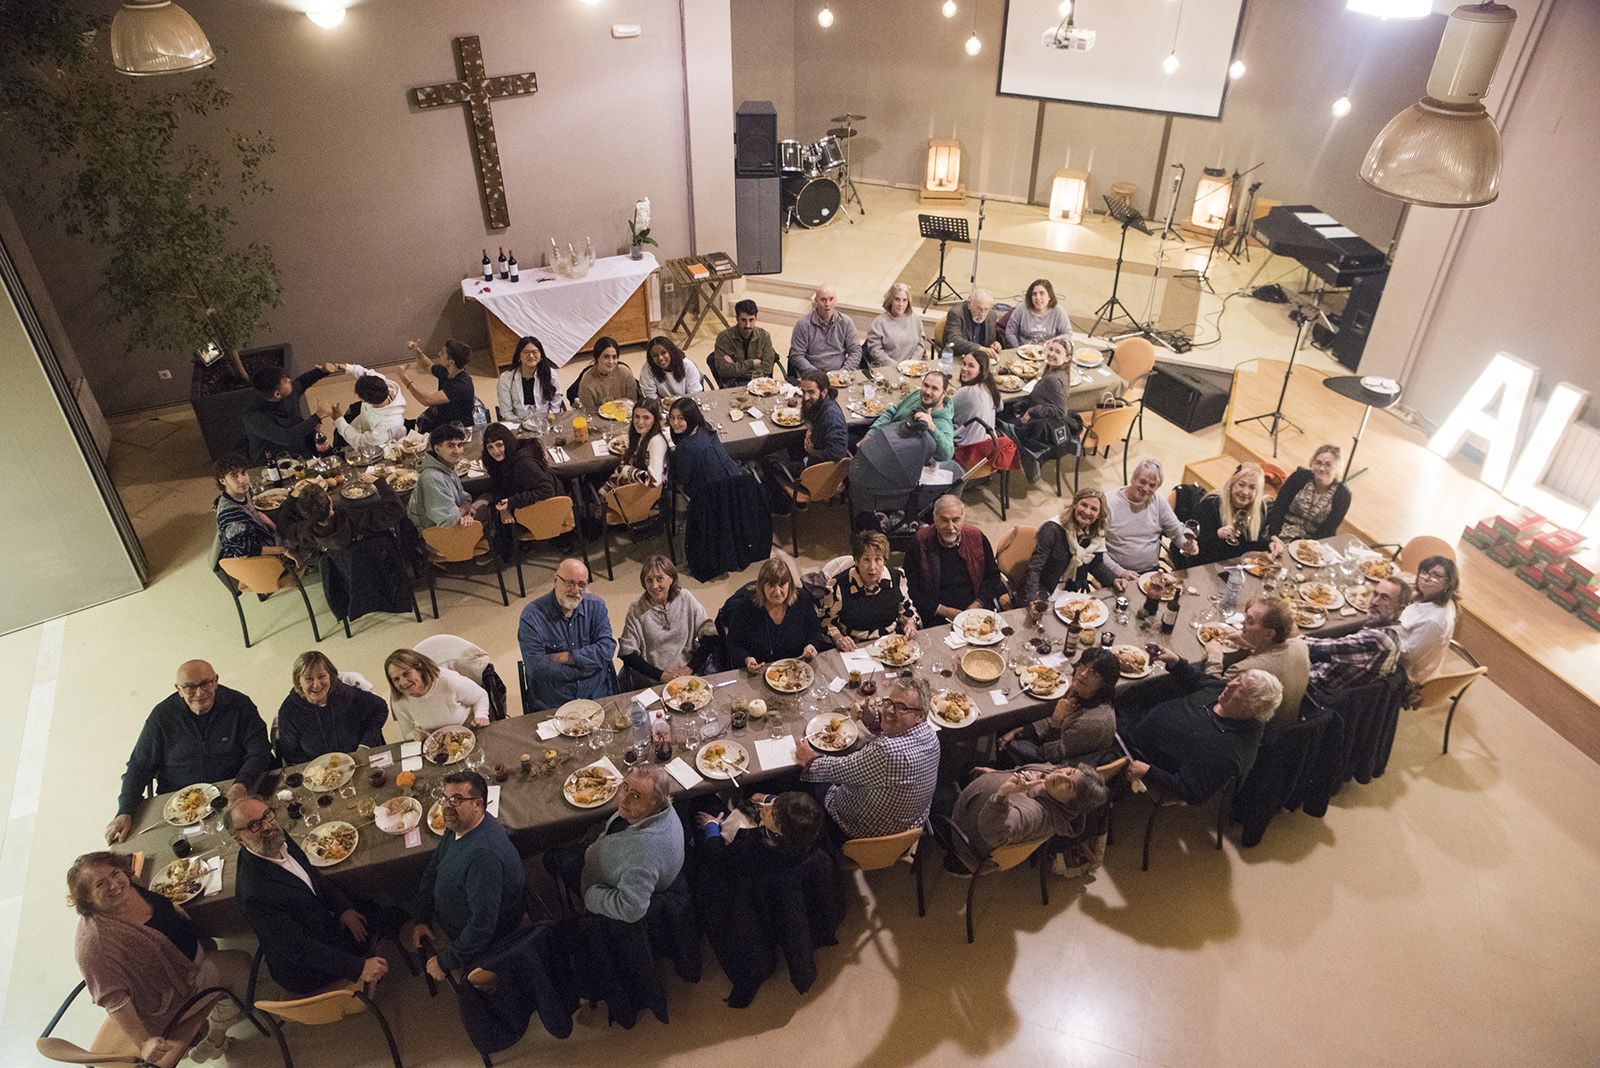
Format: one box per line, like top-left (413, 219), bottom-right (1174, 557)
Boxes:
top-left (1253, 205), bottom-right (1387, 287)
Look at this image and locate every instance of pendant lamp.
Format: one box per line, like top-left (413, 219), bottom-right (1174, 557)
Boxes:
top-left (110, 0), bottom-right (215, 77)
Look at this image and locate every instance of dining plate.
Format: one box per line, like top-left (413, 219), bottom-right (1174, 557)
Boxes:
top-left (563, 764), bottom-right (623, 809)
top-left (805, 713), bottom-right (859, 753)
top-left (1289, 539), bottom-right (1330, 567)
top-left (340, 482), bottom-right (375, 500)
top-left (1242, 551), bottom-right (1278, 577)
top-left (163, 783), bottom-right (221, 827)
top-left (374, 796), bottom-right (422, 835)
top-left (765, 658), bottom-right (814, 693)
top-left (897, 359), bottom-right (933, 378)
top-left (425, 800), bottom-right (448, 835)
top-left (1073, 349), bottom-right (1105, 368)
top-left (746, 377), bottom-right (782, 397)
top-left (1055, 594), bottom-right (1108, 628)
top-left (953, 608), bottom-right (1003, 645)
top-left (150, 858), bottom-right (207, 905)
top-left (870, 633), bottom-right (920, 666)
top-left (1343, 585), bottom-right (1374, 612)
top-left (1294, 606), bottom-right (1328, 630)
top-left (1019, 664), bottom-right (1070, 700)
top-left (424, 725), bottom-right (476, 765)
top-left (553, 699), bottom-right (605, 736)
top-left (385, 469), bottom-right (419, 492)
top-left (828, 371), bottom-right (852, 387)
top-left (855, 398), bottom-right (889, 416)
top-left (696, 740), bottom-right (750, 780)
top-left (771, 409), bottom-right (803, 427)
top-left (1362, 557), bottom-right (1399, 581)
top-left (597, 399), bottom-right (635, 421)
top-left (253, 488), bottom-right (290, 511)
top-left (303, 820), bottom-right (359, 867)
top-left (301, 752), bottom-right (356, 792)
top-left (1297, 582), bottom-right (1344, 610)
top-left (1137, 572), bottom-right (1179, 602)
top-left (663, 676), bottom-right (713, 711)
top-left (1112, 645), bottom-right (1151, 679)
top-left (1197, 624), bottom-right (1246, 650)
top-left (930, 689), bottom-right (977, 728)
top-left (996, 374), bottom-right (1025, 394)
top-left (607, 435), bottom-right (629, 455)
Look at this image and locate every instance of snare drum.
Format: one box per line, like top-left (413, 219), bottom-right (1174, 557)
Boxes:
top-left (804, 134), bottom-right (845, 176)
top-left (778, 139), bottom-right (806, 176)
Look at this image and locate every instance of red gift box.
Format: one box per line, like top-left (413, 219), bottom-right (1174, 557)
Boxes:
top-left (1515, 563), bottom-right (1549, 590)
top-left (1577, 582), bottom-right (1600, 610)
top-left (1562, 548), bottom-right (1600, 585)
top-left (1462, 520), bottom-right (1498, 550)
top-left (1489, 538), bottom-right (1537, 568)
top-left (1543, 560), bottom-right (1577, 590)
top-left (1532, 527), bottom-right (1585, 562)
top-left (1579, 605), bottom-right (1600, 633)
top-left (1490, 505), bottom-right (1546, 542)
top-left (1547, 586), bottom-right (1582, 613)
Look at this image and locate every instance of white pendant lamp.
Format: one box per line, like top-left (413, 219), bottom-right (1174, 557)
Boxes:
top-left (1359, 3), bottom-right (1518, 208)
top-left (110, 0), bottom-right (215, 77)
top-left (1345, 0), bottom-right (1432, 17)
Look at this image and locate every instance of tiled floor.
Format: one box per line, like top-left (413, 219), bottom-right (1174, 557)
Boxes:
top-left (2, 186), bottom-right (1599, 1066)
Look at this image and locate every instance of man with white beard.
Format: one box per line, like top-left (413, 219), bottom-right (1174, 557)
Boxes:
top-left (516, 558), bottom-right (617, 709)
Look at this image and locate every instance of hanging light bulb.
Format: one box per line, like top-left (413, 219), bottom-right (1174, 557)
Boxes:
top-left (1162, 52), bottom-right (1180, 74)
top-left (306, 4), bottom-right (346, 28)
top-left (1058, 0), bottom-right (1073, 15)
top-left (965, 31), bottom-right (982, 55)
top-left (817, 6), bottom-right (834, 28)
top-left (1332, 96), bottom-right (1353, 117)
top-left (1228, 59), bottom-right (1246, 80)
top-left (943, 0), bottom-right (957, 18)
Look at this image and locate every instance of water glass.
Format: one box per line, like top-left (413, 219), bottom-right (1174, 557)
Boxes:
top-left (679, 719), bottom-right (701, 753)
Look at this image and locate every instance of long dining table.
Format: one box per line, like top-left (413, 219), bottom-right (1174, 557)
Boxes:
top-left (118, 533), bottom-right (1377, 932)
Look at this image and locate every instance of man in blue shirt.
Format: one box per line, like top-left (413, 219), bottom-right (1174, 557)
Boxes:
top-left (517, 558), bottom-right (617, 711)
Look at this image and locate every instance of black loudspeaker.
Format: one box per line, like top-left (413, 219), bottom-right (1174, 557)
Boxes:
top-left (735, 100), bottom-right (777, 177)
top-left (735, 176), bottom-right (782, 275)
top-left (1332, 268), bottom-right (1388, 371)
top-left (1143, 361), bottom-right (1234, 433)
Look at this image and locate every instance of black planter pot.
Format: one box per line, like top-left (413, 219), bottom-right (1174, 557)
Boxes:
top-left (190, 343), bottom-right (293, 461)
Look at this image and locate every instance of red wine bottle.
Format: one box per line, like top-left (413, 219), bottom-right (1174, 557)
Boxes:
top-left (497, 245), bottom-right (508, 280)
top-left (508, 249), bottom-right (519, 282)
top-left (481, 249), bottom-right (492, 282)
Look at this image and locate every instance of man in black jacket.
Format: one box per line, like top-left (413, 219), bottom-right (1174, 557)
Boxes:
top-left (105, 660), bottom-right (272, 844)
top-left (1122, 668), bottom-right (1282, 805)
top-left (242, 362), bottom-right (342, 464)
top-left (231, 797), bottom-right (394, 995)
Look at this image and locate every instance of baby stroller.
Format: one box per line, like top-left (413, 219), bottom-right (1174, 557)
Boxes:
top-left (849, 422), bottom-right (965, 553)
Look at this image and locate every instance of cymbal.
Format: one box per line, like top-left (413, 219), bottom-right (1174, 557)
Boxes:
top-left (826, 127), bottom-right (858, 140)
top-left (830, 113), bottom-right (867, 123)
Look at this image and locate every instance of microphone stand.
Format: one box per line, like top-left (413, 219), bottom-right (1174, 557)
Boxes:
top-left (968, 195), bottom-right (987, 290)
top-left (1141, 165), bottom-right (1185, 330)
top-left (1234, 302), bottom-right (1312, 456)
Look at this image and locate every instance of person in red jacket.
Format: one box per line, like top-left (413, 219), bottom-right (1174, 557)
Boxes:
top-left (904, 495), bottom-right (1008, 624)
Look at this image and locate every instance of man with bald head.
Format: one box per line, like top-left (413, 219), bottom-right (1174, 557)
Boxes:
top-left (517, 558), bottom-right (617, 710)
top-left (105, 660), bottom-right (271, 843)
top-left (788, 284), bottom-right (863, 376)
top-left (943, 289), bottom-right (1003, 358)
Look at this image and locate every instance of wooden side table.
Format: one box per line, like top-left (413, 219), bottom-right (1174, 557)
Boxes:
top-left (664, 255), bottom-right (742, 347)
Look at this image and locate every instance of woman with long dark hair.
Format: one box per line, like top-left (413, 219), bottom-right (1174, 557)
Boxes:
top-left (952, 348), bottom-right (1002, 465)
top-left (640, 334), bottom-right (705, 400)
top-left (1400, 554), bottom-right (1460, 684)
top-left (667, 397), bottom-right (741, 494)
top-left (496, 335), bottom-right (565, 420)
top-left (483, 422), bottom-right (558, 554)
top-left (608, 397), bottom-right (669, 488)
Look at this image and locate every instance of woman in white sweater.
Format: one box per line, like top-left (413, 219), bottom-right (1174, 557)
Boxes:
top-left (383, 648), bottom-right (490, 741)
top-left (1400, 555), bottom-right (1459, 684)
top-left (639, 335), bottom-right (705, 400)
top-left (496, 336), bottom-right (566, 421)
top-left (865, 282), bottom-right (925, 367)
top-left (617, 555), bottom-right (714, 690)
top-left (1003, 278), bottom-right (1073, 349)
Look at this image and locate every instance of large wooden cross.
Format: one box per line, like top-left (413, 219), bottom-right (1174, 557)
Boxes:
top-left (410, 35), bottom-right (537, 230)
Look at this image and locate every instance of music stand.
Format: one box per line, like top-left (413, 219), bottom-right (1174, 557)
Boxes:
top-left (918, 214), bottom-right (969, 307)
top-left (1089, 195), bottom-right (1153, 337)
top-left (1234, 311), bottom-right (1310, 456)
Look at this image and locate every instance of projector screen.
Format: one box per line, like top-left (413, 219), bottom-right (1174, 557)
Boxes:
top-left (998, 0), bottom-right (1246, 119)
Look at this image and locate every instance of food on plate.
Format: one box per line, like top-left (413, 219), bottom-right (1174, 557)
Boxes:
top-left (765, 659), bottom-right (813, 692)
top-left (771, 408), bottom-right (803, 427)
top-left (897, 359), bottom-right (932, 378)
top-left (1294, 607), bottom-right (1326, 629)
top-left (1298, 582), bottom-right (1342, 609)
top-left (746, 377), bottom-right (781, 396)
top-left (305, 822), bottom-right (358, 864)
top-left (385, 469), bottom-right (419, 492)
top-left (375, 796), bottom-right (422, 835)
top-left (1343, 585), bottom-right (1374, 612)
top-left (428, 803), bottom-right (447, 834)
top-left (874, 634), bottom-right (917, 665)
top-left (1139, 572), bottom-right (1178, 600)
top-left (565, 766), bottom-right (622, 807)
top-left (340, 482), bottom-right (374, 500)
top-left (1016, 345), bottom-right (1042, 360)
top-left (152, 858), bottom-right (206, 902)
top-left (931, 690), bottom-right (976, 726)
top-left (1198, 624), bottom-right (1246, 648)
top-left (1112, 645), bottom-right (1150, 677)
top-left (597, 399), bottom-right (635, 421)
top-left (699, 742), bottom-right (746, 776)
top-left (424, 726), bottom-right (475, 765)
top-left (858, 398), bottom-right (888, 416)
top-left (607, 435), bottom-right (628, 455)
top-left (1242, 551), bottom-right (1278, 577)
top-left (253, 488), bottom-right (289, 511)
top-left (1074, 349), bottom-right (1104, 367)
top-left (1362, 558), bottom-right (1398, 581)
top-left (1021, 665), bottom-right (1065, 695)
top-left (166, 784), bottom-right (215, 826)
top-left (810, 716), bottom-right (852, 751)
top-left (1291, 539), bottom-right (1327, 567)
top-left (995, 374), bottom-right (1024, 393)
top-left (664, 676), bottom-right (711, 708)
top-left (961, 611), bottom-right (998, 640)
top-left (827, 371), bottom-right (852, 387)
top-left (1055, 595), bottom-right (1108, 628)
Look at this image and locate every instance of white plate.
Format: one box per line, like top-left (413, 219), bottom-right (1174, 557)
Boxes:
top-left (553, 699), bottom-right (606, 736)
top-left (1296, 582), bottom-right (1345, 611)
top-left (896, 359), bottom-right (933, 378)
top-left (953, 608), bottom-right (1004, 646)
top-left (1019, 665), bottom-right (1070, 700)
top-left (1054, 595), bottom-right (1108, 628)
top-left (1360, 375), bottom-right (1401, 395)
top-left (301, 752), bottom-right (356, 793)
top-left (163, 783), bottom-right (221, 827)
top-left (149, 858), bottom-right (206, 905)
top-left (804, 713), bottom-right (859, 753)
top-left (1289, 539), bottom-right (1332, 568)
top-left (695, 740), bottom-right (750, 780)
top-left (1073, 349), bottom-right (1105, 368)
top-left (303, 820), bottom-right (359, 867)
top-left (870, 634), bottom-right (921, 666)
top-left (1111, 645), bottom-right (1152, 679)
top-left (745, 377), bottom-right (782, 397)
top-left (424, 725), bottom-right (476, 765)
top-left (663, 676), bottom-right (713, 711)
top-left (1136, 572), bottom-right (1179, 602)
top-left (563, 764), bottom-right (623, 809)
top-left (425, 800), bottom-right (449, 835)
top-left (374, 796), bottom-right (422, 835)
top-left (930, 690), bottom-right (978, 728)
top-left (765, 658), bottom-right (814, 693)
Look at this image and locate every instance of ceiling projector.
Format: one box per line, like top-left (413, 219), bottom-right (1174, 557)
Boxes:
top-left (1042, 25), bottom-right (1096, 51)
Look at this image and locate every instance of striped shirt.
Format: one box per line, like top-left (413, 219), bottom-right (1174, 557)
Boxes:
top-left (1306, 623), bottom-right (1402, 692)
top-left (804, 720), bottom-right (940, 839)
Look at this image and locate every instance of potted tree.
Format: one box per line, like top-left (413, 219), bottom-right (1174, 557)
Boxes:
top-left (0, 3), bottom-right (283, 458)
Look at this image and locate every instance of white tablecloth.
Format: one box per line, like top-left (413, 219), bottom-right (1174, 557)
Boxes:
top-left (460, 252), bottom-right (658, 366)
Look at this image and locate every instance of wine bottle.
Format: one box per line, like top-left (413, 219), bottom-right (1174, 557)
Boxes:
top-left (1159, 589), bottom-right (1182, 634)
top-left (508, 249), bottom-right (519, 282)
top-left (497, 245), bottom-right (508, 280)
top-left (481, 249), bottom-right (492, 282)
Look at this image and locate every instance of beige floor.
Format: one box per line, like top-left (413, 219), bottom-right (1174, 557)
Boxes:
top-left (2, 189), bottom-right (1599, 1066)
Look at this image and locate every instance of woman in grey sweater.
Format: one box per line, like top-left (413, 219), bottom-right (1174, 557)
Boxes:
top-left (1003, 278), bottom-right (1073, 349)
top-left (950, 762), bottom-right (1107, 864)
top-left (865, 282), bottom-right (925, 367)
top-left (618, 555), bottom-right (714, 688)
top-left (952, 349), bottom-right (1001, 449)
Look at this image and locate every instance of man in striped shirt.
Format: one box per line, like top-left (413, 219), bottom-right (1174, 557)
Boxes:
top-left (1305, 577), bottom-right (1409, 692)
top-left (797, 677), bottom-right (940, 842)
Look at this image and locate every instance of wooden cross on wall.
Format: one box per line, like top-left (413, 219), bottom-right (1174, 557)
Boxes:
top-left (410, 35), bottom-right (537, 230)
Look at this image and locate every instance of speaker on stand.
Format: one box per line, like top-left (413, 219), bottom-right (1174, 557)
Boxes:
top-left (1332, 268), bottom-right (1388, 371)
top-left (734, 101), bottom-right (782, 275)
top-left (735, 100), bottom-right (778, 177)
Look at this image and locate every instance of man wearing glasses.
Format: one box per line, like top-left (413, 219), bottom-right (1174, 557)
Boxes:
top-left (796, 677), bottom-right (940, 843)
top-left (105, 660), bottom-right (272, 844)
top-left (517, 558), bottom-right (618, 711)
top-left (232, 797), bottom-right (398, 996)
top-left (410, 771), bottom-right (526, 983)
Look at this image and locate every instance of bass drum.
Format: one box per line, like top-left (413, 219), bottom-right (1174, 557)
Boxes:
top-left (783, 176), bottom-right (841, 229)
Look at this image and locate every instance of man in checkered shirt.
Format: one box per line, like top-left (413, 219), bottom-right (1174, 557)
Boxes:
top-left (796, 677), bottom-right (941, 842)
top-left (1305, 577), bottom-right (1409, 692)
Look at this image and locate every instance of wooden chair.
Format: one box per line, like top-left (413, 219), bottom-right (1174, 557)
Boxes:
top-left (217, 551), bottom-right (323, 647)
top-left (1071, 403), bottom-right (1140, 493)
top-left (782, 457), bottom-right (851, 556)
top-left (1096, 756), bottom-right (1129, 849)
top-left (38, 981), bottom-right (258, 1068)
top-left (955, 419), bottom-right (1009, 521)
top-left (934, 817), bottom-right (1051, 944)
top-left (1371, 534), bottom-right (1456, 572)
top-left (421, 519), bottom-right (507, 614)
top-left (596, 482), bottom-right (664, 581)
top-left (840, 823), bottom-right (927, 918)
top-left (1110, 337), bottom-right (1157, 439)
top-left (1417, 640), bottom-right (1487, 754)
top-left (508, 496), bottom-right (586, 594)
top-left (1137, 777), bottom-right (1236, 872)
top-left (253, 984), bottom-right (403, 1068)
top-left (994, 524), bottom-right (1038, 599)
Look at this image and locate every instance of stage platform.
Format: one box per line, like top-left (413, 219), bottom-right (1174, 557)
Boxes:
top-left (1193, 359), bottom-right (1600, 761)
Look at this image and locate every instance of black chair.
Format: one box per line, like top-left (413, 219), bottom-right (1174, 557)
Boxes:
top-left (564, 363), bottom-right (591, 406)
top-left (39, 980), bottom-right (267, 1067)
top-left (245, 944), bottom-right (406, 1068)
top-left (1135, 776), bottom-right (1237, 872)
top-left (213, 534), bottom-right (323, 647)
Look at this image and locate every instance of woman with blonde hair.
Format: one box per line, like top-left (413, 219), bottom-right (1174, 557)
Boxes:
top-left (719, 557), bottom-right (827, 672)
top-left (1023, 487), bottom-right (1110, 600)
top-left (865, 281), bottom-right (925, 366)
top-left (274, 650), bottom-right (389, 765)
top-left (383, 648), bottom-right (490, 741)
top-left (1191, 462), bottom-right (1270, 565)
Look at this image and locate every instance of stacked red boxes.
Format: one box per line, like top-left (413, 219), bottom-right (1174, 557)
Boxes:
top-left (1562, 547), bottom-right (1600, 588)
top-left (1490, 505), bottom-right (1546, 543)
top-left (1548, 584), bottom-right (1582, 613)
top-left (1462, 519), bottom-right (1499, 550)
top-left (1532, 527), bottom-right (1585, 563)
top-left (1488, 537), bottom-right (1538, 568)
top-left (1516, 562), bottom-right (1549, 589)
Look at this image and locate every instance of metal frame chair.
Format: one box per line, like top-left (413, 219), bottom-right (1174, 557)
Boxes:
top-left (247, 943), bottom-right (405, 1068)
top-left (934, 817), bottom-right (1050, 944)
top-left (1136, 776), bottom-right (1237, 872)
top-left (1418, 640), bottom-right (1487, 754)
top-left (840, 822), bottom-right (927, 918)
top-left (779, 457), bottom-right (851, 556)
top-left (216, 547), bottom-right (323, 647)
top-left (507, 496), bottom-right (586, 595)
top-left (421, 519), bottom-right (507, 615)
top-left (1072, 403), bottom-right (1139, 493)
top-left (38, 981), bottom-right (265, 1067)
top-left (956, 417), bottom-right (1010, 521)
top-left (1109, 336), bottom-right (1157, 440)
top-left (594, 481), bottom-right (666, 580)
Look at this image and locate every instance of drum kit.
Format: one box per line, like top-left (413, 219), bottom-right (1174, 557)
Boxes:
top-left (781, 113), bottom-right (867, 231)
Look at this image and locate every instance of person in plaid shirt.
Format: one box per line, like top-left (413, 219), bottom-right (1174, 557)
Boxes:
top-left (796, 677), bottom-right (940, 842)
top-left (1305, 578), bottom-right (1410, 691)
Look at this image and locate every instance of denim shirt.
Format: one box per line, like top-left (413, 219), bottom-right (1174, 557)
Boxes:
top-left (516, 592), bottom-right (617, 711)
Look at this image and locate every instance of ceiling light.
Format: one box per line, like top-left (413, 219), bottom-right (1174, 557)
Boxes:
top-left (1058, 0), bottom-right (1072, 15)
top-left (965, 32), bottom-right (982, 55)
top-left (1360, 3), bottom-right (1518, 208)
top-left (1162, 52), bottom-right (1180, 74)
top-left (818, 6), bottom-right (834, 28)
top-left (306, 5), bottom-right (346, 28)
top-left (943, 0), bottom-right (958, 18)
top-left (1229, 59), bottom-right (1246, 79)
top-left (1346, 0), bottom-right (1432, 17)
top-left (1332, 96), bottom-right (1352, 117)
top-left (110, 0), bottom-right (214, 76)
